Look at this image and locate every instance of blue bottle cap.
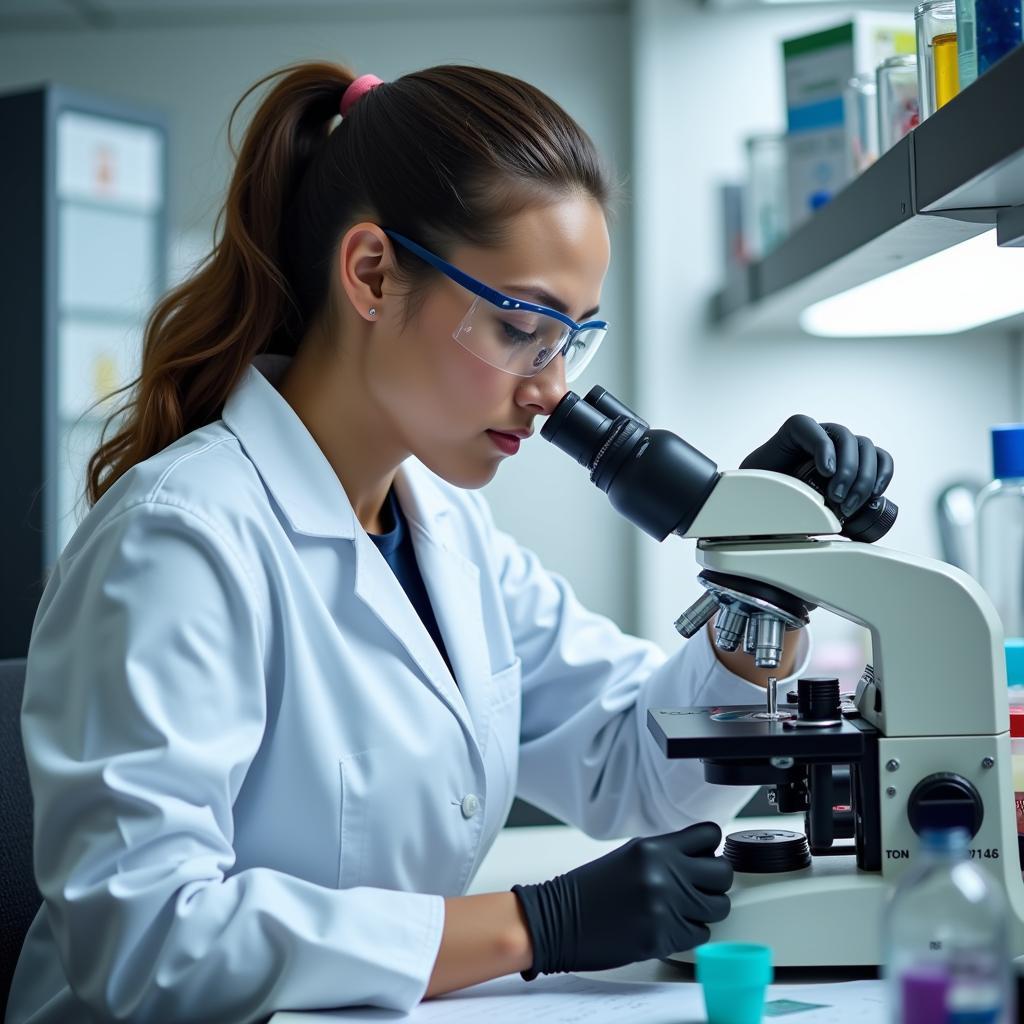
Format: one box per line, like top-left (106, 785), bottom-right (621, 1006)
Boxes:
top-left (991, 424), bottom-right (1024, 479)
top-left (695, 942), bottom-right (773, 987)
top-left (1007, 639), bottom-right (1024, 686)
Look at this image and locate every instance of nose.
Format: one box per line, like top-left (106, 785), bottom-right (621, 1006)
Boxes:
top-left (516, 353), bottom-right (568, 415)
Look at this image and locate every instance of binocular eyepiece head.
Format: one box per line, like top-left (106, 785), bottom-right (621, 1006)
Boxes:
top-left (541, 387), bottom-right (720, 542)
top-left (541, 387), bottom-right (897, 544)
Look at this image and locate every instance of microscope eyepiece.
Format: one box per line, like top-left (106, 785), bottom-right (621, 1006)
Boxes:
top-left (541, 388), bottom-right (719, 541)
top-left (845, 495), bottom-right (898, 543)
top-left (794, 460), bottom-right (898, 542)
top-left (540, 391), bottom-right (610, 470)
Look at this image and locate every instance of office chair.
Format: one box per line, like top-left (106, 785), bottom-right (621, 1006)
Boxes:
top-left (0, 659), bottom-right (40, 1020)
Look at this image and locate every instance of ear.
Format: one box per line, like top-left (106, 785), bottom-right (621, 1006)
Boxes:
top-left (336, 222), bottom-right (396, 323)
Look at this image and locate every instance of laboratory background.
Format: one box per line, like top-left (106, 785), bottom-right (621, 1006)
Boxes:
top-left (2, 0), bottom-right (1024, 1020)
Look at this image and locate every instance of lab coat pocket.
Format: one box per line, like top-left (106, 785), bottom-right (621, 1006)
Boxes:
top-left (487, 658), bottom-right (522, 788)
top-left (489, 656), bottom-right (522, 708)
top-left (338, 747), bottom-right (376, 890)
top-left (338, 743), bottom-right (468, 894)
top-left (339, 749), bottom-right (407, 892)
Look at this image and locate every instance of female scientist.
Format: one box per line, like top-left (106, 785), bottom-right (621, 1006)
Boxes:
top-left (7, 62), bottom-right (893, 1023)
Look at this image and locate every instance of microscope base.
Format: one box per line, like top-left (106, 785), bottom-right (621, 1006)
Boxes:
top-left (667, 856), bottom-right (887, 967)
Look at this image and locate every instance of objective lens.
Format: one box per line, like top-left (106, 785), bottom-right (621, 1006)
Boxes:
top-left (715, 605), bottom-right (749, 652)
top-left (753, 614), bottom-right (785, 668)
top-left (674, 591), bottom-right (721, 638)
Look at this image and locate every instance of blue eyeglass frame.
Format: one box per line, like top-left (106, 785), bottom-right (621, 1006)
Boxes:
top-left (382, 229), bottom-right (609, 339)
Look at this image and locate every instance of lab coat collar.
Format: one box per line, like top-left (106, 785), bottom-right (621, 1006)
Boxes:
top-left (222, 355), bottom-right (455, 540)
top-left (222, 355), bottom-right (492, 749)
top-left (352, 498), bottom-right (492, 749)
top-left (391, 459), bottom-right (456, 534)
top-left (392, 463), bottom-right (495, 747)
top-left (222, 354), bottom-right (359, 539)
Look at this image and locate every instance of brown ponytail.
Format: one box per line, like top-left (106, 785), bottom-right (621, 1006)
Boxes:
top-left (87, 60), bottom-right (616, 506)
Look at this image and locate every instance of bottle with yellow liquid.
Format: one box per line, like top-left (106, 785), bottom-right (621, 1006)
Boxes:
top-left (933, 31), bottom-right (961, 105)
top-left (916, 0), bottom-right (962, 116)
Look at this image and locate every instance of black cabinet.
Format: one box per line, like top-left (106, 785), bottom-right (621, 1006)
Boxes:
top-left (0, 84), bottom-right (168, 658)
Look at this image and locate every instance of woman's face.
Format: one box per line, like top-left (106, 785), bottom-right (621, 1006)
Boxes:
top-left (368, 195), bottom-right (611, 489)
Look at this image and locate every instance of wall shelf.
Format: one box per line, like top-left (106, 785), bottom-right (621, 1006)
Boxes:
top-left (710, 44), bottom-right (1024, 336)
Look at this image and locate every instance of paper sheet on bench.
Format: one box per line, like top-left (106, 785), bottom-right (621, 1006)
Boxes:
top-left (272, 973), bottom-right (885, 1022)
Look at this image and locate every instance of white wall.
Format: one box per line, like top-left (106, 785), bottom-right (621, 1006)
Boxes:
top-left (3, 1), bottom-right (1019, 663)
top-left (0, 2), bottom-right (639, 628)
top-left (630, 0), bottom-right (1021, 681)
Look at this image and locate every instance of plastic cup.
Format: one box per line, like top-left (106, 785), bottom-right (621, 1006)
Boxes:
top-left (695, 942), bottom-right (773, 1024)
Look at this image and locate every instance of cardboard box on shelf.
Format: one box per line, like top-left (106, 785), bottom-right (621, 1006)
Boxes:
top-left (784, 14), bottom-right (916, 129)
top-left (783, 14), bottom-right (915, 228)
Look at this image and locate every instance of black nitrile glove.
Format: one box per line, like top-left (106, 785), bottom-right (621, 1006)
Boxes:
top-left (740, 415), bottom-right (895, 520)
top-left (511, 821), bottom-right (732, 980)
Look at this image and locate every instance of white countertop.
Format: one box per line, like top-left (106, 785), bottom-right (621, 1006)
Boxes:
top-left (269, 817), bottom-right (881, 1021)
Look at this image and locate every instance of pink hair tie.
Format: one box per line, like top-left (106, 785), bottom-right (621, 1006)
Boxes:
top-left (340, 74), bottom-right (384, 117)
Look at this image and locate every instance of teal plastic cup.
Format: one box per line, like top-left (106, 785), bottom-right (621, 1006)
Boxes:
top-left (695, 942), bottom-right (773, 1024)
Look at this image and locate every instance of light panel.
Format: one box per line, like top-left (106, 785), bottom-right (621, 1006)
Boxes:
top-left (799, 229), bottom-right (1024, 336)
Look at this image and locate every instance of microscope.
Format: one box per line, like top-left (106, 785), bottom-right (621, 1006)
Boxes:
top-left (542, 387), bottom-right (1024, 967)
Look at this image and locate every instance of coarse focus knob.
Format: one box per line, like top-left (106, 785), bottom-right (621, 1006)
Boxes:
top-left (723, 830), bottom-right (812, 873)
top-left (907, 773), bottom-right (984, 838)
top-left (797, 676), bottom-right (841, 721)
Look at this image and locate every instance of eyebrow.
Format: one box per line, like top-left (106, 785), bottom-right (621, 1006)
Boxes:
top-left (503, 284), bottom-right (600, 321)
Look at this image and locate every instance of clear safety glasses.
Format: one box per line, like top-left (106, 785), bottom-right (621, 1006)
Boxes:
top-left (383, 229), bottom-right (609, 383)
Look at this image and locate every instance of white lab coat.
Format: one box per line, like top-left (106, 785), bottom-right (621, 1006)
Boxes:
top-left (7, 355), bottom-right (805, 1024)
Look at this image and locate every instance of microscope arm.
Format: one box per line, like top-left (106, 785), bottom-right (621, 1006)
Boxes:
top-left (671, 470), bottom-right (840, 667)
top-left (696, 539), bottom-right (1007, 739)
top-left (676, 469), bottom-right (1005, 737)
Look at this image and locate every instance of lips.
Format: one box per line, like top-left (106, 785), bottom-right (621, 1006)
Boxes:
top-left (486, 430), bottom-right (522, 455)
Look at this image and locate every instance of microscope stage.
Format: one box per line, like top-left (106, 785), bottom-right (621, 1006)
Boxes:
top-left (648, 705), bottom-right (877, 760)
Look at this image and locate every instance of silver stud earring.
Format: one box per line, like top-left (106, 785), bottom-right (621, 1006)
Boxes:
top-left (368, 307), bottom-right (377, 318)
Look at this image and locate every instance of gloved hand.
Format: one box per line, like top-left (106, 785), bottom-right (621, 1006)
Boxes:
top-left (511, 821), bottom-right (732, 979)
top-left (740, 415), bottom-right (894, 519)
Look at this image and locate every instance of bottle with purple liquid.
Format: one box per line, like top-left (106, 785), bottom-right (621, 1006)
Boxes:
top-left (883, 827), bottom-right (1011, 1023)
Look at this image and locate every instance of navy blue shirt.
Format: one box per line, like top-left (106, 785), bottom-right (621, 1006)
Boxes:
top-left (367, 488), bottom-right (456, 685)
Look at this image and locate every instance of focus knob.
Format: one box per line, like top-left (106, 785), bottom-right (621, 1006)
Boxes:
top-left (797, 676), bottom-right (841, 721)
top-left (723, 830), bottom-right (811, 873)
top-left (907, 772), bottom-right (984, 838)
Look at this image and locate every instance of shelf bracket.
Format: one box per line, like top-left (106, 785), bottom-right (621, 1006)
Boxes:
top-left (997, 205), bottom-right (1024, 248)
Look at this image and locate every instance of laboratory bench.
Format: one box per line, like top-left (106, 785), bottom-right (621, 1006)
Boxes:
top-left (269, 815), bottom-right (892, 1023)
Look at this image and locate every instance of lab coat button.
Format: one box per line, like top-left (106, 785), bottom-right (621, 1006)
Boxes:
top-left (461, 794), bottom-right (480, 819)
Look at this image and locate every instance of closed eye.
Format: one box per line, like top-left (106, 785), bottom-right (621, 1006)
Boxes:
top-left (501, 320), bottom-right (538, 344)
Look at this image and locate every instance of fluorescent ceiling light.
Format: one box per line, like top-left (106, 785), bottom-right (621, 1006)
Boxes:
top-left (799, 229), bottom-right (1024, 337)
top-left (760, 0), bottom-right (895, 5)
